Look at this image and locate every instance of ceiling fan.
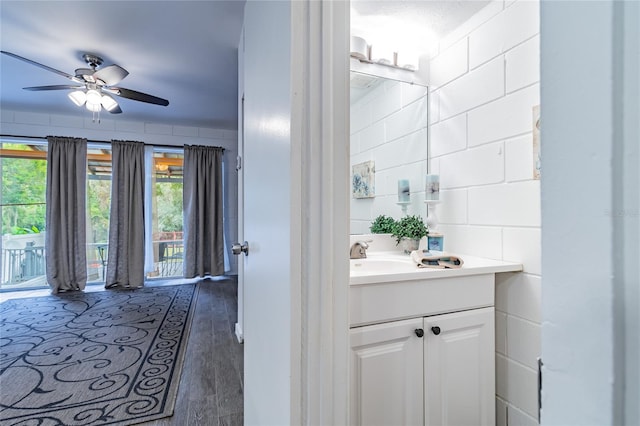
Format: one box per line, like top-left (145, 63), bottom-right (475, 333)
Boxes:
top-left (1, 51), bottom-right (170, 115)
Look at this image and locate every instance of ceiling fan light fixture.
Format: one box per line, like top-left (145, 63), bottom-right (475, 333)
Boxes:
top-left (101, 95), bottom-right (118, 112)
top-left (68, 90), bottom-right (86, 106)
top-left (86, 101), bottom-right (101, 112)
top-left (86, 89), bottom-right (102, 106)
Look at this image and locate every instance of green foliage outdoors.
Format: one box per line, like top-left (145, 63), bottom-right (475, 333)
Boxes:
top-left (370, 214), bottom-right (396, 234)
top-left (391, 215), bottom-right (428, 245)
top-left (1, 150), bottom-right (47, 235)
top-left (3, 145), bottom-right (184, 239)
top-left (155, 181), bottom-right (183, 232)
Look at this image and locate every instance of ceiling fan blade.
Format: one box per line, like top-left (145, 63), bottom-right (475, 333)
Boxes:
top-left (94, 65), bottom-right (129, 86)
top-left (23, 85), bottom-right (84, 91)
top-left (1, 51), bottom-right (82, 83)
top-left (107, 87), bottom-right (169, 106)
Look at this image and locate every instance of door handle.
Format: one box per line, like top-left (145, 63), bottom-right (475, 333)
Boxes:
top-left (232, 241), bottom-right (249, 256)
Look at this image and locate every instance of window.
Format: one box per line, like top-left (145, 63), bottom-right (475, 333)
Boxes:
top-left (1, 140), bottom-right (185, 291)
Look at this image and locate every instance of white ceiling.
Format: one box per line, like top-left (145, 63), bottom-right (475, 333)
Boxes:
top-left (351, 0), bottom-right (491, 52)
top-left (0, 1), bottom-right (245, 130)
top-left (0, 1), bottom-right (489, 131)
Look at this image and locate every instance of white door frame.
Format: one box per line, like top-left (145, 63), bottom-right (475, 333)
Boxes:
top-left (290, 0), bottom-right (350, 423)
top-left (240, 0), bottom-right (349, 423)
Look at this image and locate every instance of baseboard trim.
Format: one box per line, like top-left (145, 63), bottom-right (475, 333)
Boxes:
top-left (234, 322), bottom-right (244, 343)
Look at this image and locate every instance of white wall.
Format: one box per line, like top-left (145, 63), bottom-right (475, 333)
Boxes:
top-left (0, 108), bottom-right (239, 274)
top-left (427, 1), bottom-right (540, 424)
top-left (540, 0), bottom-right (640, 424)
top-left (350, 79), bottom-right (429, 234)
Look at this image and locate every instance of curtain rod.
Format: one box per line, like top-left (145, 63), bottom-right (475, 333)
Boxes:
top-left (0, 134), bottom-right (224, 150)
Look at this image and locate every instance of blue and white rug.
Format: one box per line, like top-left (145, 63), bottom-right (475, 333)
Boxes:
top-left (0, 284), bottom-right (197, 425)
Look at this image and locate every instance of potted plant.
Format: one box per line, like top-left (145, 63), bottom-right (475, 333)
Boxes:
top-left (370, 214), bottom-right (396, 234)
top-left (391, 215), bottom-right (428, 253)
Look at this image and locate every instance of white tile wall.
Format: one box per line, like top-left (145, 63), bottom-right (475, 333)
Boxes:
top-left (506, 35), bottom-right (540, 93)
top-left (439, 56), bottom-right (504, 119)
top-left (469, 0), bottom-right (540, 69)
top-left (468, 181), bottom-right (540, 227)
top-left (429, 90), bottom-right (440, 125)
top-left (497, 398), bottom-right (508, 426)
top-left (359, 121), bottom-right (385, 152)
top-left (496, 311), bottom-right (508, 355)
top-left (503, 227), bottom-right (541, 275)
top-left (496, 272), bottom-right (541, 323)
top-left (438, 189), bottom-right (468, 224)
top-left (430, 114), bottom-right (467, 158)
top-left (50, 114), bottom-right (84, 128)
top-left (371, 81), bottom-right (402, 122)
top-left (115, 120), bottom-right (146, 134)
top-left (507, 315), bottom-right (541, 370)
top-left (437, 224), bottom-right (503, 260)
top-left (496, 355), bottom-right (539, 418)
top-left (467, 83), bottom-right (540, 147)
top-left (509, 406), bottom-right (540, 426)
top-left (428, 1), bottom-right (541, 423)
top-left (429, 37), bottom-right (469, 89)
top-left (173, 125), bottom-right (199, 137)
top-left (385, 97), bottom-right (429, 142)
top-left (505, 134), bottom-right (535, 182)
top-left (439, 142), bottom-right (505, 189)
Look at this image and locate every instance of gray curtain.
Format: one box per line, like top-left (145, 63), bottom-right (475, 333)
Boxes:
top-left (45, 136), bottom-right (87, 293)
top-left (105, 140), bottom-right (145, 288)
top-left (183, 145), bottom-right (225, 278)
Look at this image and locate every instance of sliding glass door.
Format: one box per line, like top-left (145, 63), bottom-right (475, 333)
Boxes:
top-left (86, 145), bottom-right (112, 283)
top-left (0, 142), bottom-right (47, 290)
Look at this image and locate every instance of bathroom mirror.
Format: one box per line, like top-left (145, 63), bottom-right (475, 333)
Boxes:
top-left (350, 69), bottom-right (429, 234)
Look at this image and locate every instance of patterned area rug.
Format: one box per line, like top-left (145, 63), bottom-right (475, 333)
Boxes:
top-left (0, 284), bottom-right (197, 426)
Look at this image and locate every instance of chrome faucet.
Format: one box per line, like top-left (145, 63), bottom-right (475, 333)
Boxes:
top-left (350, 241), bottom-right (370, 259)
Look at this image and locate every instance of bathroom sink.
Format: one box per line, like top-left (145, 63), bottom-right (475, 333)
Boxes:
top-left (350, 256), bottom-right (417, 275)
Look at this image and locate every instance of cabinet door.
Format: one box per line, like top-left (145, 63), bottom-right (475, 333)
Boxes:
top-left (350, 318), bottom-right (424, 426)
top-left (424, 307), bottom-right (495, 426)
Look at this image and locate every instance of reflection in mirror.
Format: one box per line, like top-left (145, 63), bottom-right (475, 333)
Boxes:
top-left (350, 70), bottom-right (429, 234)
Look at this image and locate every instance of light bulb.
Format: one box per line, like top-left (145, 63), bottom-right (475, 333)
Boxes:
top-left (101, 95), bottom-right (118, 112)
top-left (86, 89), bottom-right (102, 106)
top-left (68, 90), bottom-right (86, 106)
top-left (86, 102), bottom-right (101, 112)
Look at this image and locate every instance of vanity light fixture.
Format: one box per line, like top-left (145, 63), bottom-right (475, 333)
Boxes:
top-left (349, 35), bottom-right (419, 71)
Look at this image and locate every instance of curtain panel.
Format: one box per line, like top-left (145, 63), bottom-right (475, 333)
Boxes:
top-left (45, 136), bottom-right (88, 293)
top-left (183, 145), bottom-right (225, 278)
top-left (105, 140), bottom-right (145, 288)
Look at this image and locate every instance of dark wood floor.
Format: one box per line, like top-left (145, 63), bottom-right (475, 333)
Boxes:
top-left (141, 277), bottom-right (244, 426)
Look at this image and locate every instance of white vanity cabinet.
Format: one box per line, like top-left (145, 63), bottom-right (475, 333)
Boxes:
top-left (350, 318), bottom-right (425, 426)
top-left (424, 307), bottom-right (494, 426)
top-left (349, 254), bottom-right (523, 426)
top-left (350, 307), bottom-right (494, 426)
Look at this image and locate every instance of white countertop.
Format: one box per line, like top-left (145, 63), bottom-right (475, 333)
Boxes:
top-left (350, 251), bottom-right (522, 286)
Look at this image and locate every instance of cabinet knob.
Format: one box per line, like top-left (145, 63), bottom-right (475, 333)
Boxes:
top-left (431, 326), bottom-right (441, 335)
top-left (414, 328), bottom-right (424, 338)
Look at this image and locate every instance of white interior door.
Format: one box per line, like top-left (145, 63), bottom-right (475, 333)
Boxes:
top-left (241, 2), bottom-right (294, 424)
